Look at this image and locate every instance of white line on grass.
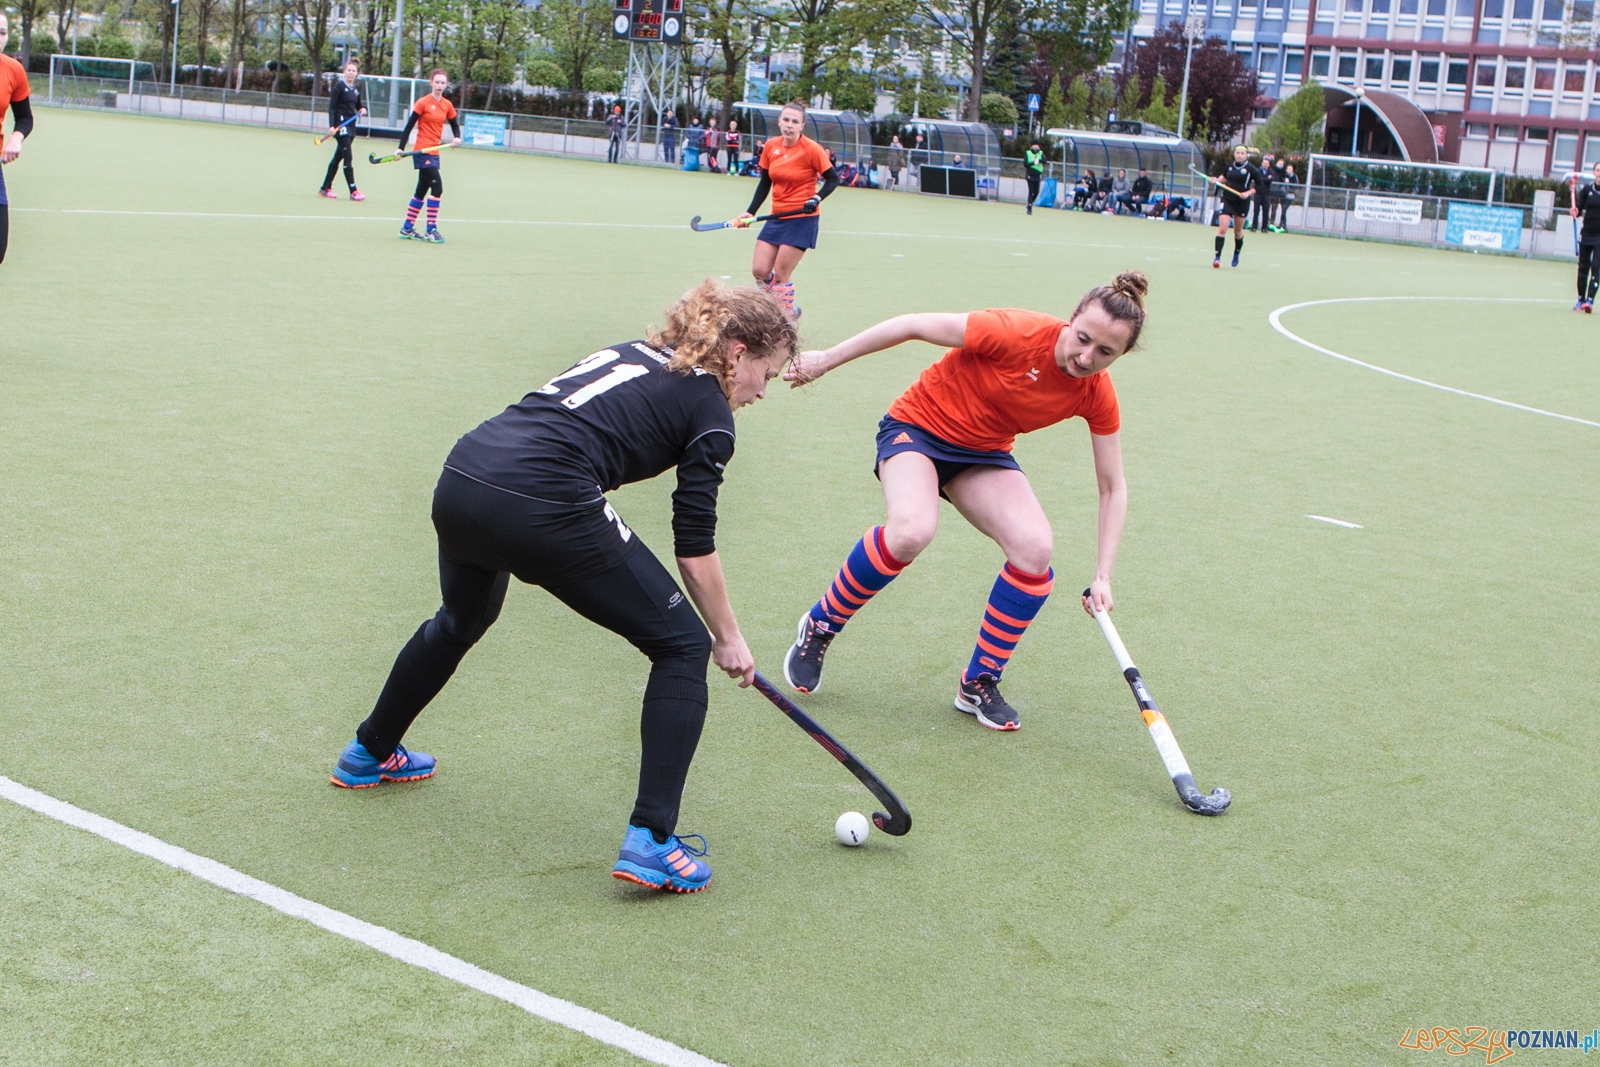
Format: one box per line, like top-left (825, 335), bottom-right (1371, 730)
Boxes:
top-left (0, 773), bottom-right (724, 1067)
top-left (1268, 296), bottom-right (1600, 429)
top-left (1306, 515), bottom-right (1363, 529)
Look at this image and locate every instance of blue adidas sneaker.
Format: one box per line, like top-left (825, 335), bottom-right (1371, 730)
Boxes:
top-left (611, 825), bottom-right (712, 893)
top-left (330, 739), bottom-right (436, 789)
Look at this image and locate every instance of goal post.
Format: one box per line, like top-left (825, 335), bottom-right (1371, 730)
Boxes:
top-left (1308, 153), bottom-right (1497, 205)
top-left (48, 55), bottom-right (158, 101)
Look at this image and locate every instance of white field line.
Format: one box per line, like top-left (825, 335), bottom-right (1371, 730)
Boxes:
top-left (1305, 515), bottom-right (1364, 529)
top-left (1268, 296), bottom-right (1600, 429)
top-left (15, 207), bottom-right (1362, 258)
top-left (0, 773), bottom-right (724, 1067)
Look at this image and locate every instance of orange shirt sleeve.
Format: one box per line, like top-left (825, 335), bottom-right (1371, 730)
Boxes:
top-left (960, 308), bottom-right (1042, 361)
top-left (811, 140), bottom-right (832, 175)
top-left (444, 99), bottom-right (458, 120)
top-left (1083, 374), bottom-right (1121, 435)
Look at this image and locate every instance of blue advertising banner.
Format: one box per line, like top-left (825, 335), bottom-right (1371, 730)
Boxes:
top-left (462, 112), bottom-right (507, 147)
top-left (1444, 203), bottom-right (1523, 251)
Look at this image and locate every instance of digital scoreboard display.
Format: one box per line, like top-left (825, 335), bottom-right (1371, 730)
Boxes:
top-left (612, 0), bottom-right (683, 42)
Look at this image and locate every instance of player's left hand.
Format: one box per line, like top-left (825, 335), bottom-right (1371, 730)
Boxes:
top-left (450, 137), bottom-right (463, 147)
top-left (1082, 579), bottom-right (1113, 616)
top-left (784, 350), bottom-right (830, 386)
top-left (803, 197), bottom-right (820, 213)
top-left (359, 107), bottom-right (368, 116)
top-left (712, 632), bottom-right (756, 687)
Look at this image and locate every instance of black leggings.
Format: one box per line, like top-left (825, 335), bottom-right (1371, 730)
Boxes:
top-left (323, 134), bottom-right (356, 192)
top-left (1026, 174), bottom-right (1041, 206)
top-left (1579, 239), bottom-right (1600, 302)
top-left (0, 205), bottom-right (8, 266)
top-left (357, 470), bottom-right (713, 839)
top-left (414, 167), bottom-right (443, 199)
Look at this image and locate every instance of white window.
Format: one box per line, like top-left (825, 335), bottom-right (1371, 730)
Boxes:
top-left (1419, 58), bottom-right (1439, 83)
top-left (1494, 123), bottom-right (1519, 139)
top-left (1392, 57), bottom-right (1413, 83)
top-left (1465, 121), bottom-right (1490, 137)
top-left (1552, 132), bottom-right (1578, 168)
top-left (1503, 63), bottom-right (1525, 92)
top-left (1312, 51), bottom-right (1332, 77)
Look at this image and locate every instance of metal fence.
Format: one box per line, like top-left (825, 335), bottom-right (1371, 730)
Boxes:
top-left (1283, 184), bottom-right (1578, 259)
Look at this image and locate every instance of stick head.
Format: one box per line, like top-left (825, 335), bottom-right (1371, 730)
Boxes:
top-left (871, 807), bottom-right (912, 836)
top-left (1180, 785), bottom-right (1232, 816)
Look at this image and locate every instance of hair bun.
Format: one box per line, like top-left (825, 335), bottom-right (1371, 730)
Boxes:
top-left (1110, 271), bottom-right (1148, 306)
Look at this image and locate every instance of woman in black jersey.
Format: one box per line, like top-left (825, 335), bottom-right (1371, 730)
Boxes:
top-left (318, 58), bottom-right (367, 200)
top-left (1571, 161), bottom-right (1600, 313)
top-left (1211, 145), bottom-right (1258, 269)
top-left (332, 281), bottom-right (799, 894)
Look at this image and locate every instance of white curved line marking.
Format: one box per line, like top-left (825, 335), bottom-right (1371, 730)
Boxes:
top-left (1268, 296), bottom-right (1600, 429)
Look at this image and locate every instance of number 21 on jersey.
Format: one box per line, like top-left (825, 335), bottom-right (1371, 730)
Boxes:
top-left (537, 349), bottom-right (649, 409)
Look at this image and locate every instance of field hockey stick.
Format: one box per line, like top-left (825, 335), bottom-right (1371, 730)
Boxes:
top-left (314, 113), bottom-right (358, 146)
top-left (688, 207), bottom-right (814, 232)
top-left (367, 144), bottom-right (456, 165)
top-left (1188, 163), bottom-right (1250, 200)
top-left (1086, 595), bottom-right (1231, 816)
top-left (1570, 174), bottom-right (1581, 256)
top-left (751, 672), bottom-right (912, 836)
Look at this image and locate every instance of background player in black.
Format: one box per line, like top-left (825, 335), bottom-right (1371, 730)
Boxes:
top-left (319, 59), bottom-right (367, 200)
top-left (1213, 144), bottom-right (1258, 268)
top-left (1249, 152), bottom-right (1274, 232)
top-left (1571, 161), bottom-right (1600, 313)
top-left (330, 282), bottom-right (798, 894)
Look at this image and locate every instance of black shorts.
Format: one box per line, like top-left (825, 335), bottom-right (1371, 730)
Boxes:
top-left (1219, 194), bottom-right (1249, 219)
top-left (873, 415), bottom-right (1021, 498)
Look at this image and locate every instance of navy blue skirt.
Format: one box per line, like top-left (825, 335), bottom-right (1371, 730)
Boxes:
top-left (874, 416), bottom-right (1021, 496)
top-left (0, 161), bottom-right (7, 207)
top-left (758, 214), bottom-right (819, 250)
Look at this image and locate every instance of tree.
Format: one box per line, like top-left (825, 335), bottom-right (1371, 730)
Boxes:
top-left (979, 91), bottom-right (1017, 124)
top-left (1127, 22), bottom-right (1258, 143)
top-left (192, 0), bottom-right (223, 83)
top-left (1115, 68), bottom-right (1142, 122)
top-left (13, 0), bottom-right (48, 65)
top-left (533, 0), bottom-right (611, 93)
top-left (1062, 72), bottom-right (1088, 128)
top-left (690, 0), bottom-right (762, 125)
top-left (1142, 72), bottom-right (1178, 130)
top-left (288, 0), bottom-right (334, 99)
top-left (525, 57), bottom-right (565, 87)
top-left (916, 0), bottom-right (1014, 121)
top-left (1039, 71), bottom-right (1065, 129)
top-left (476, 0), bottom-right (528, 109)
top-left (1025, 0), bottom-right (1137, 85)
top-left (892, 52), bottom-right (956, 119)
top-left (1251, 79), bottom-right (1325, 155)
top-left (980, 0), bottom-right (1030, 109)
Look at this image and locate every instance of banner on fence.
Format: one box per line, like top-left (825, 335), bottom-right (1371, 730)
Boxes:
top-left (463, 112), bottom-right (507, 147)
top-left (1353, 194), bottom-right (1424, 225)
top-left (1445, 202), bottom-right (1524, 251)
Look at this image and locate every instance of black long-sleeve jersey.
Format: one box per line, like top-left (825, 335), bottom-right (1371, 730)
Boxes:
top-left (326, 80), bottom-right (364, 130)
top-left (444, 341), bottom-right (737, 558)
top-left (1222, 160), bottom-right (1259, 198)
top-left (1576, 183), bottom-right (1600, 240)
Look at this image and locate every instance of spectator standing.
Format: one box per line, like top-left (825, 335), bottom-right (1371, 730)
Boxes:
top-left (1267, 156), bottom-right (1289, 230)
top-left (1250, 153), bottom-right (1274, 231)
top-left (910, 132), bottom-right (927, 187)
top-left (1277, 163), bottom-right (1299, 230)
top-left (1129, 168), bottom-right (1152, 215)
top-left (1023, 139), bottom-right (1045, 214)
top-left (725, 119), bottom-right (741, 174)
top-left (606, 104), bottom-right (625, 163)
top-left (705, 117), bottom-right (723, 173)
top-left (684, 117), bottom-right (704, 171)
top-left (661, 108), bottom-right (679, 164)
top-left (886, 135), bottom-right (905, 190)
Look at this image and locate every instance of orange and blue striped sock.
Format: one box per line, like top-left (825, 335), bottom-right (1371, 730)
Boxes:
top-left (808, 526), bottom-right (909, 633)
top-left (425, 197), bottom-right (440, 231)
top-left (403, 197), bottom-right (422, 231)
top-left (770, 280), bottom-right (796, 316)
top-left (965, 563), bottom-right (1054, 680)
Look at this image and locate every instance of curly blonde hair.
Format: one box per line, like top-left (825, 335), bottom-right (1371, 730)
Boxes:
top-left (650, 279), bottom-right (800, 398)
top-left (1072, 270), bottom-right (1150, 349)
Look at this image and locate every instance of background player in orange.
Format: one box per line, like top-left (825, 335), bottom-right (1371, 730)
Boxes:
top-left (779, 273), bottom-right (1149, 732)
top-left (396, 69), bottom-right (462, 243)
top-left (734, 100), bottom-right (838, 317)
top-left (0, 11), bottom-right (35, 266)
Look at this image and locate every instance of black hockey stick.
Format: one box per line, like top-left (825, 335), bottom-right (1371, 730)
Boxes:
top-left (751, 672), bottom-right (912, 835)
top-left (1087, 594), bottom-right (1231, 816)
top-left (689, 206), bottom-right (813, 232)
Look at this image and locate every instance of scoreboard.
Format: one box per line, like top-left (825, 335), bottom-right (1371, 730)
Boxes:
top-left (612, 0), bottom-right (684, 42)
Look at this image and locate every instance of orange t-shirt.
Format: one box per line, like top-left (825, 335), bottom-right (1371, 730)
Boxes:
top-left (411, 94), bottom-right (457, 150)
top-left (1, 53), bottom-right (30, 124)
top-left (887, 308), bottom-right (1121, 453)
top-left (758, 135), bottom-right (832, 217)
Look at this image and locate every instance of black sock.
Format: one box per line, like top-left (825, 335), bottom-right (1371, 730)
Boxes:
top-left (1235, 236), bottom-right (1244, 253)
top-left (1214, 235), bottom-right (1225, 256)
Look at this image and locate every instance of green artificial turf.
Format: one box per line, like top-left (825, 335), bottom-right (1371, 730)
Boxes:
top-left (2, 108), bottom-right (1597, 1066)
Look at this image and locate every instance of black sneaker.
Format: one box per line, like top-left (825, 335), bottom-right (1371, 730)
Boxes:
top-left (955, 673), bottom-right (1020, 731)
top-left (783, 613), bottom-right (837, 694)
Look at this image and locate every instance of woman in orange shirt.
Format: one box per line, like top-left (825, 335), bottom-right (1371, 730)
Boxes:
top-left (0, 11), bottom-right (36, 266)
top-left (780, 272), bottom-right (1148, 731)
top-left (735, 100), bottom-right (838, 317)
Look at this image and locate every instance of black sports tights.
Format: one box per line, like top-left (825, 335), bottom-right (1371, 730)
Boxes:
top-left (1579, 240), bottom-right (1600, 302)
top-left (0, 205), bottom-right (8, 265)
top-left (357, 471), bottom-right (713, 840)
top-left (413, 167), bottom-right (443, 199)
top-left (323, 136), bottom-right (356, 192)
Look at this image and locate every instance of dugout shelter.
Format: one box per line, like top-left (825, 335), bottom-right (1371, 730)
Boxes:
top-left (734, 104), bottom-right (871, 172)
top-left (898, 119), bottom-right (1002, 200)
top-left (1044, 124), bottom-right (1203, 204)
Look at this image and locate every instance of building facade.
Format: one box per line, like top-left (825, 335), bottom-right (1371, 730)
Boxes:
top-left (1130, 0), bottom-right (1600, 176)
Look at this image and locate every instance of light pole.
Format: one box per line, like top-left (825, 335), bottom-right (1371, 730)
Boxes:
top-left (1176, 15), bottom-right (1205, 141)
top-left (1349, 86), bottom-right (1366, 156)
top-left (169, 0), bottom-right (181, 93)
top-left (389, 0), bottom-right (406, 124)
